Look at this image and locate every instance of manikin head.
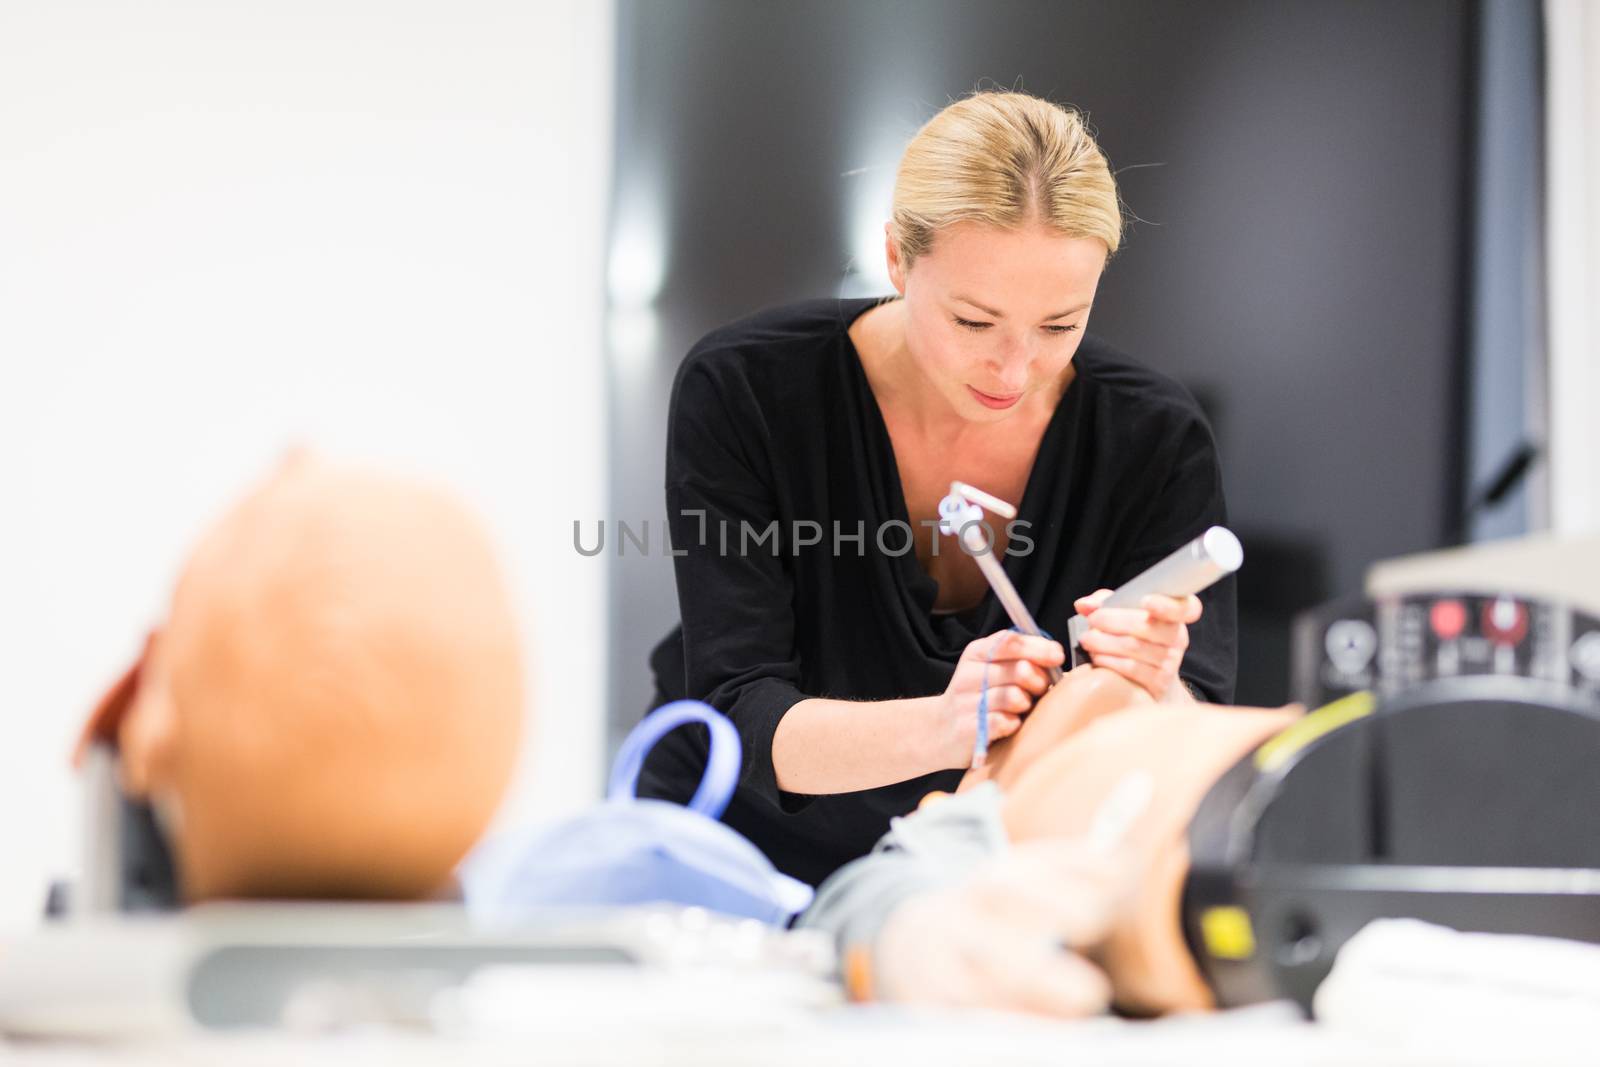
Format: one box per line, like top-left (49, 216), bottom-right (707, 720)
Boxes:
top-left (77, 453), bottom-right (525, 901)
top-left (960, 668), bottom-right (1299, 1015)
top-left (884, 91), bottom-right (1122, 422)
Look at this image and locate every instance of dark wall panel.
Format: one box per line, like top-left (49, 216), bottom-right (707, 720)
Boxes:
top-left (607, 0), bottom-right (1472, 740)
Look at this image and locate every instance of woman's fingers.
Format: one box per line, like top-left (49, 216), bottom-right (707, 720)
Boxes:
top-left (1081, 607), bottom-right (1190, 653)
top-left (1082, 653), bottom-right (1168, 698)
top-left (1143, 593), bottom-right (1203, 624)
top-left (983, 657), bottom-right (1051, 695)
top-left (1073, 588), bottom-right (1114, 617)
top-left (1077, 610), bottom-right (1186, 702)
top-left (968, 629), bottom-right (1020, 661)
top-left (1076, 592), bottom-right (1202, 629)
top-left (980, 684), bottom-right (1033, 714)
top-left (966, 629), bottom-right (1065, 669)
top-left (1077, 628), bottom-right (1184, 672)
top-left (987, 711), bottom-right (1024, 740)
top-left (941, 632), bottom-right (1064, 768)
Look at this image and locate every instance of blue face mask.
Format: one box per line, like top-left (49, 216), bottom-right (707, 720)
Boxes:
top-left (462, 701), bottom-right (813, 927)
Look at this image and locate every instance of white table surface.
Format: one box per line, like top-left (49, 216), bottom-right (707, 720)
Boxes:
top-left (1, 998), bottom-right (1585, 1067)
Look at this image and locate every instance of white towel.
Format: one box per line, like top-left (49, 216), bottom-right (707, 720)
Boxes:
top-left (1315, 918), bottom-right (1600, 1048)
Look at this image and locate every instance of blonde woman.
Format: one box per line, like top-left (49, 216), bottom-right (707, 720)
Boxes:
top-left (643, 91), bottom-right (1233, 887)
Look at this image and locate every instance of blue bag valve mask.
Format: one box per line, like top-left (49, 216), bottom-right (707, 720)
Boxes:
top-left (462, 701), bottom-right (813, 926)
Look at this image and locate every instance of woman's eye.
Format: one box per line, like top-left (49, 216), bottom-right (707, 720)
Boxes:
top-left (1044, 324), bottom-right (1079, 335)
top-left (954, 316), bottom-right (992, 331)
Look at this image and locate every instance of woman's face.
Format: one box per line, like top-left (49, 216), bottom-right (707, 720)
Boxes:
top-left (888, 220), bottom-right (1106, 422)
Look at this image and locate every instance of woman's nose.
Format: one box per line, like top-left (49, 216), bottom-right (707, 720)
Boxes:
top-left (986, 334), bottom-right (1034, 387)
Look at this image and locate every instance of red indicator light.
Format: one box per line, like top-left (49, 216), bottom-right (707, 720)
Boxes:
top-left (1430, 599), bottom-right (1467, 641)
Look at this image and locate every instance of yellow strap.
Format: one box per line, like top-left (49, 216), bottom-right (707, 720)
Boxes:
top-left (1254, 690), bottom-right (1376, 773)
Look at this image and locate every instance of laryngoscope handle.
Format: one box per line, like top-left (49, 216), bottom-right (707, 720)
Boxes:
top-left (1067, 526), bottom-right (1243, 654)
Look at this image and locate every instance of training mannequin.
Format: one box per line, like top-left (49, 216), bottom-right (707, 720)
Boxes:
top-left (802, 665), bottom-right (1297, 1016)
top-left (74, 453), bottom-right (524, 902)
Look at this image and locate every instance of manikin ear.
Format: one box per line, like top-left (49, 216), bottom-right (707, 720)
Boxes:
top-left (884, 222), bottom-right (907, 296)
top-left (73, 630), bottom-right (155, 768)
top-left (115, 635), bottom-right (180, 801)
top-left (72, 629), bottom-right (178, 799)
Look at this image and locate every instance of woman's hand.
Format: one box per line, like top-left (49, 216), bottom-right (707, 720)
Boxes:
top-left (928, 630), bottom-right (1065, 769)
top-left (1073, 590), bottom-right (1202, 702)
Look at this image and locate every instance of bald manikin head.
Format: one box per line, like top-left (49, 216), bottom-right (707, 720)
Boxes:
top-left (79, 454), bottom-right (525, 901)
top-left (958, 667), bottom-right (1297, 1014)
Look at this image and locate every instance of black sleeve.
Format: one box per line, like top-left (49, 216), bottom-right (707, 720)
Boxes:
top-left (1108, 412), bottom-right (1237, 704)
top-left (663, 353), bottom-right (809, 809)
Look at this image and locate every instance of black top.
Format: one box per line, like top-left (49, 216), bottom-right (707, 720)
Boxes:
top-left (641, 297), bottom-right (1235, 887)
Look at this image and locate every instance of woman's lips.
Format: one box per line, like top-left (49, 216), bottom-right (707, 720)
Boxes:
top-left (968, 385), bottom-right (1023, 410)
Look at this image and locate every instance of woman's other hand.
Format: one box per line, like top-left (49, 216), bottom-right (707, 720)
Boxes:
top-left (929, 630), bottom-right (1064, 768)
top-left (1073, 590), bottom-right (1201, 702)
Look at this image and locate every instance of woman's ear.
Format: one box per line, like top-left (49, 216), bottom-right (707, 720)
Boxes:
top-left (884, 223), bottom-right (907, 295)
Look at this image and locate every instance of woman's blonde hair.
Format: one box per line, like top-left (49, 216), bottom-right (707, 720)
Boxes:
top-left (892, 91), bottom-right (1122, 266)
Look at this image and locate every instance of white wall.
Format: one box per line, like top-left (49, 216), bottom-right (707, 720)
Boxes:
top-left (0, 0), bottom-right (613, 929)
top-left (1546, 0), bottom-right (1600, 535)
